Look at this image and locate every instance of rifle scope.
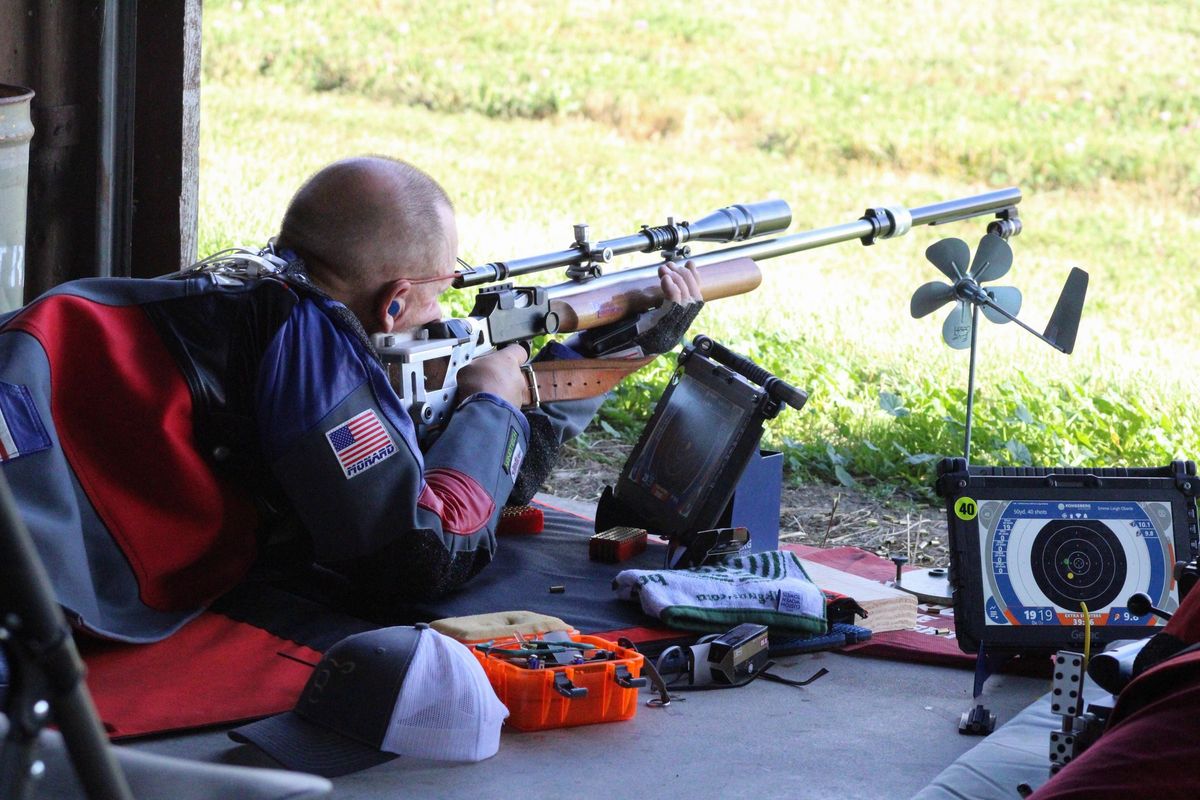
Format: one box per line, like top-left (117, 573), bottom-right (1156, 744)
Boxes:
top-left (454, 199), bottom-right (792, 288)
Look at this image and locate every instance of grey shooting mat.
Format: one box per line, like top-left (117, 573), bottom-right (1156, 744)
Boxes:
top-left (392, 502), bottom-right (668, 634)
top-left (253, 502), bottom-right (671, 638)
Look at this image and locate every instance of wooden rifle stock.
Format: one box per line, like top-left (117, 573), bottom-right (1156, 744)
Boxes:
top-left (544, 256), bottom-right (762, 333)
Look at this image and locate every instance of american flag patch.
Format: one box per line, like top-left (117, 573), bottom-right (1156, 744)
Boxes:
top-left (325, 409), bottom-right (397, 479)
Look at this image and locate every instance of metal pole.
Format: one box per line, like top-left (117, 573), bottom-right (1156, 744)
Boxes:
top-left (963, 305), bottom-right (980, 464)
top-left (97, 0), bottom-right (138, 279)
top-left (0, 469), bottom-right (134, 800)
top-left (0, 85), bottom-right (34, 312)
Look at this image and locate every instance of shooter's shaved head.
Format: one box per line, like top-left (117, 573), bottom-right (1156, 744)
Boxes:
top-left (278, 156), bottom-right (455, 301)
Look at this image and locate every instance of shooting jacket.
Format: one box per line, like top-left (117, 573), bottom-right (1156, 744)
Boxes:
top-left (0, 269), bottom-right (532, 642)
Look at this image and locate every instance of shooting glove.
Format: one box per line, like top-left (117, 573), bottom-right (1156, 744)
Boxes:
top-left (632, 298), bottom-right (706, 355)
top-left (574, 298), bottom-right (705, 358)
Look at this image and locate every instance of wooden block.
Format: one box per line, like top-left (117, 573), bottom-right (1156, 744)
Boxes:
top-left (797, 558), bottom-right (918, 634)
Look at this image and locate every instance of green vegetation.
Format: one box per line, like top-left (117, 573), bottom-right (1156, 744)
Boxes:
top-left (199, 0), bottom-right (1200, 494)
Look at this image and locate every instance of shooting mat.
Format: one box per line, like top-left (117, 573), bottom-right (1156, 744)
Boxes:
top-left (78, 504), bottom-right (973, 738)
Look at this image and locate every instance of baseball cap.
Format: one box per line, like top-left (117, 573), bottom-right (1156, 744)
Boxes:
top-left (228, 624), bottom-right (508, 777)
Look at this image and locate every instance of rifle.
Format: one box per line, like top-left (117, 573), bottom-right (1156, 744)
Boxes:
top-left (371, 188), bottom-right (1023, 432)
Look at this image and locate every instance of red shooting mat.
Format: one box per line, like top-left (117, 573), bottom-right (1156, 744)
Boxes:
top-left (80, 612), bottom-right (323, 739)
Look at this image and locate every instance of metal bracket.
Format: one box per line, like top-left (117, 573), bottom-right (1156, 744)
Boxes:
top-left (860, 204), bottom-right (913, 246)
top-left (958, 703), bottom-right (997, 735)
top-left (566, 223), bottom-right (610, 281)
top-left (986, 206), bottom-right (1022, 239)
top-left (613, 665), bottom-right (648, 689)
top-left (552, 672), bottom-right (588, 699)
top-left (565, 261), bottom-right (604, 281)
top-left (520, 364), bottom-right (540, 410)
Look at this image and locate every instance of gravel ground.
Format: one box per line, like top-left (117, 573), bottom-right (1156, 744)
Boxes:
top-left (542, 435), bottom-right (951, 567)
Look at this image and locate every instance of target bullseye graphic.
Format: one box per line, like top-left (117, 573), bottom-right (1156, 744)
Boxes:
top-left (1031, 520), bottom-right (1126, 611)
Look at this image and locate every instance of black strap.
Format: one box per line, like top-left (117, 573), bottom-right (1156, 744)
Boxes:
top-left (618, 637), bottom-right (673, 706)
top-left (662, 660), bottom-right (828, 692)
top-left (760, 665), bottom-right (829, 688)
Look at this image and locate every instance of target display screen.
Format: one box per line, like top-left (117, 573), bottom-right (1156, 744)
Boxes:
top-left (603, 347), bottom-right (771, 542)
top-left (625, 375), bottom-right (745, 521)
top-left (977, 499), bottom-right (1177, 629)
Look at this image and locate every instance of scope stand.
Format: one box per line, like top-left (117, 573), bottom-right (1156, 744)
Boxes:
top-left (0, 472), bottom-right (132, 800)
top-left (958, 643), bottom-right (1002, 735)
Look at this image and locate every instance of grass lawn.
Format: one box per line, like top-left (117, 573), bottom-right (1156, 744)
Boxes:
top-left (198, 0), bottom-right (1200, 493)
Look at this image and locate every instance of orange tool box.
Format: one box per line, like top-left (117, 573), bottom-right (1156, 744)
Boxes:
top-left (471, 633), bottom-right (647, 732)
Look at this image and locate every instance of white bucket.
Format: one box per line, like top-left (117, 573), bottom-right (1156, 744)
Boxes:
top-left (0, 84), bottom-right (35, 313)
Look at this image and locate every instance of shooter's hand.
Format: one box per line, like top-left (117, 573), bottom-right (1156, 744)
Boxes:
top-left (659, 259), bottom-right (702, 305)
top-left (635, 260), bottom-right (705, 355)
top-left (457, 344), bottom-right (529, 409)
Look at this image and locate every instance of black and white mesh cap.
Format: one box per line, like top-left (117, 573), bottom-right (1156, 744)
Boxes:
top-left (228, 624), bottom-right (508, 777)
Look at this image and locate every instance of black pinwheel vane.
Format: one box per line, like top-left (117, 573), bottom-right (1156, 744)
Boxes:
top-left (909, 233), bottom-right (1089, 462)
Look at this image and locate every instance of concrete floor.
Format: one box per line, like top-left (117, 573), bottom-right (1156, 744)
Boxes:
top-left (130, 653), bottom-right (1047, 800)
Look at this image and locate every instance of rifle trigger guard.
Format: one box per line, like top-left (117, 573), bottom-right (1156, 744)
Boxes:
top-left (520, 363), bottom-right (541, 410)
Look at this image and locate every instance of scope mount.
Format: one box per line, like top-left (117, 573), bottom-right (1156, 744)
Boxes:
top-left (859, 204), bottom-right (915, 246)
top-left (565, 223), bottom-right (612, 282)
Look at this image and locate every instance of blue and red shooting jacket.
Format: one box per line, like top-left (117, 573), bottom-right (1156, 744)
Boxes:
top-left (0, 267), bottom-right (531, 643)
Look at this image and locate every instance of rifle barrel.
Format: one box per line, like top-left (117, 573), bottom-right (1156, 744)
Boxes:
top-left (908, 188), bottom-right (1022, 226)
top-left (686, 187), bottom-right (1021, 266)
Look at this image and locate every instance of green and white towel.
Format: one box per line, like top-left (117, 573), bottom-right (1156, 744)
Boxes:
top-left (613, 550), bottom-right (826, 635)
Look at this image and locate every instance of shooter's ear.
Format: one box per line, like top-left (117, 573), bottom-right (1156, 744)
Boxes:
top-left (375, 278), bottom-right (412, 334)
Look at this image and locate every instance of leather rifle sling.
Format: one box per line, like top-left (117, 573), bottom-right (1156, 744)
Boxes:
top-left (521, 355), bottom-right (656, 407)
